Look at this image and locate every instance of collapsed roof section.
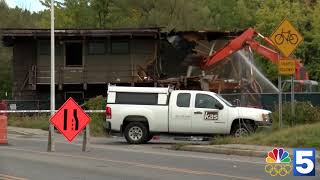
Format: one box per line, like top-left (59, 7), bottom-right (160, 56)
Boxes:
top-left (159, 30), bottom-right (244, 78)
top-left (162, 29), bottom-right (279, 107)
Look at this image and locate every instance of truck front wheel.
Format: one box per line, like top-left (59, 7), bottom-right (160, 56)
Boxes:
top-left (231, 123), bottom-right (251, 137)
top-left (124, 122), bottom-right (149, 144)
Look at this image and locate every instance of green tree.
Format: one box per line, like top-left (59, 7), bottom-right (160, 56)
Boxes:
top-left (205, 0), bottom-right (259, 30)
top-left (306, 2), bottom-right (320, 80)
top-left (0, 0), bottom-right (40, 99)
top-left (91, 0), bottom-right (113, 28)
top-left (39, 0), bottom-right (95, 28)
top-left (110, 0), bottom-right (210, 30)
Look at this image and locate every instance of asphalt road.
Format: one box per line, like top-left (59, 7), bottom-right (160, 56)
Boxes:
top-left (0, 133), bottom-right (319, 180)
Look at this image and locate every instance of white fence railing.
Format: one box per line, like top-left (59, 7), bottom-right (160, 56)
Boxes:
top-left (0, 110), bottom-right (105, 113)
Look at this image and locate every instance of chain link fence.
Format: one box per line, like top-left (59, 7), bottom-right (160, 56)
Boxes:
top-left (220, 92), bottom-right (320, 110)
top-left (1, 92), bottom-right (319, 112)
top-left (0, 98), bottom-right (92, 111)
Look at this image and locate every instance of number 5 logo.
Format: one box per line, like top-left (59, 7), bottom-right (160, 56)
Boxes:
top-left (293, 148), bottom-right (316, 176)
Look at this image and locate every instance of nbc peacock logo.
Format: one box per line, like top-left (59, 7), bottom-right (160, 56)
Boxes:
top-left (265, 148), bottom-right (293, 176)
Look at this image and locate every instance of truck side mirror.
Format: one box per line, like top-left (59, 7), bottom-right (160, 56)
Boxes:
top-left (215, 103), bottom-right (224, 110)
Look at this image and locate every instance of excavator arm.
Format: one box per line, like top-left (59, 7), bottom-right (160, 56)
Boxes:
top-left (201, 28), bottom-right (308, 80)
top-left (201, 28), bottom-right (258, 67)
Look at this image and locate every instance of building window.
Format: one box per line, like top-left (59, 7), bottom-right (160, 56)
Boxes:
top-left (88, 41), bottom-right (106, 55)
top-left (65, 42), bottom-right (83, 67)
top-left (176, 93), bottom-right (191, 107)
top-left (115, 92), bottom-right (158, 105)
top-left (111, 41), bottom-right (129, 54)
top-left (38, 40), bottom-right (63, 56)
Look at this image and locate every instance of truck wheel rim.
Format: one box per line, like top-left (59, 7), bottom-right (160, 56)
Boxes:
top-left (234, 128), bottom-right (249, 137)
top-left (128, 126), bottom-right (143, 141)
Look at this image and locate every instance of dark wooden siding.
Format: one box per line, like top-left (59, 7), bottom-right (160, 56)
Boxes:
top-left (36, 38), bottom-right (157, 84)
top-left (12, 39), bottom-right (37, 99)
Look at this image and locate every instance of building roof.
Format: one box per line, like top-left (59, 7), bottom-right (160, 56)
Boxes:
top-left (1, 28), bottom-right (244, 47)
top-left (1, 28), bottom-right (243, 38)
top-left (0, 28), bottom-right (161, 38)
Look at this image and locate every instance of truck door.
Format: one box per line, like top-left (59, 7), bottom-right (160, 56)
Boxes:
top-left (191, 93), bottom-right (228, 134)
top-left (169, 92), bottom-right (192, 133)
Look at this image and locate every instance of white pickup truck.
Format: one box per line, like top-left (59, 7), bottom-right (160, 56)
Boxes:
top-left (105, 85), bottom-right (271, 144)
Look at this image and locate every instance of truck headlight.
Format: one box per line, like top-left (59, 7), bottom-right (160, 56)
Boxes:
top-left (262, 113), bottom-right (270, 122)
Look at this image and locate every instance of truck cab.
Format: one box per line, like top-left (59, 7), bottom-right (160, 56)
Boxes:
top-left (168, 90), bottom-right (230, 134)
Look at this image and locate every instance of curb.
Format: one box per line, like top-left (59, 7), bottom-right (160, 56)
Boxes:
top-left (177, 145), bottom-right (320, 162)
top-left (7, 127), bottom-right (48, 136)
top-left (179, 145), bottom-right (266, 157)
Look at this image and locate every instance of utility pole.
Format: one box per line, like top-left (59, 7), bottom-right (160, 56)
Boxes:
top-left (291, 75), bottom-right (295, 125)
top-left (48, 0), bottom-right (55, 152)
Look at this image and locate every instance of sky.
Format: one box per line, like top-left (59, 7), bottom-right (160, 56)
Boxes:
top-left (5, 0), bottom-right (63, 12)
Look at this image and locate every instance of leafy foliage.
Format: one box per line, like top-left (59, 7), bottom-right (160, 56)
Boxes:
top-left (272, 101), bottom-right (320, 129)
top-left (84, 96), bottom-right (107, 136)
top-left (8, 114), bottom-right (50, 130)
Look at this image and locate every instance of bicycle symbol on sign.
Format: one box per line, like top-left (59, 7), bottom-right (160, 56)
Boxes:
top-left (274, 29), bottom-right (299, 45)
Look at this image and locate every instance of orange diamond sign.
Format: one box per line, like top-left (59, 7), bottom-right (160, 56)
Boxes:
top-left (270, 18), bottom-right (303, 57)
top-left (50, 97), bottom-right (91, 142)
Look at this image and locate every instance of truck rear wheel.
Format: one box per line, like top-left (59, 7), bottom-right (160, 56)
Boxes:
top-left (124, 122), bottom-right (149, 144)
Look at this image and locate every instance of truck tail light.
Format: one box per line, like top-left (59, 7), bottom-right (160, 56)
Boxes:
top-left (106, 106), bottom-right (112, 119)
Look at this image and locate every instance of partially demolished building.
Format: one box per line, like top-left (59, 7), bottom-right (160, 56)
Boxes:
top-left (1, 28), bottom-right (278, 108)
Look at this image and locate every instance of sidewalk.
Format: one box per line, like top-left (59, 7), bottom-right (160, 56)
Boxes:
top-left (178, 144), bottom-right (320, 162)
top-left (7, 126), bottom-right (108, 145)
top-left (8, 126), bottom-right (48, 136)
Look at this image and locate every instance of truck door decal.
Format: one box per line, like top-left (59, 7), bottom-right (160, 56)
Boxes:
top-left (204, 111), bottom-right (218, 120)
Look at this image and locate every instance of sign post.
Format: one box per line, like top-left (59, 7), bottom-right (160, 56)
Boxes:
top-left (278, 59), bottom-right (296, 126)
top-left (270, 18), bottom-right (303, 128)
top-left (277, 59), bottom-right (296, 129)
top-left (82, 125), bottom-right (90, 152)
top-left (48, 0), bottom-right (55, 152)
top-left (278, 75), bottom-right (282, 128)
top-left (291, 75), bottom-right (295, 126)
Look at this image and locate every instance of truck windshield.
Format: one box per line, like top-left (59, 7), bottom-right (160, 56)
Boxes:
top-left (216, 95), bottom-right (235, 107)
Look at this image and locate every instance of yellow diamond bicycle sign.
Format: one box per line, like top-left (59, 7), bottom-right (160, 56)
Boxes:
top-left (270, 18), bottom-right (303, 57)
